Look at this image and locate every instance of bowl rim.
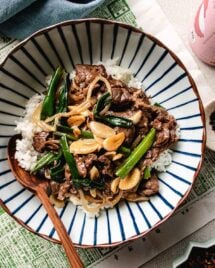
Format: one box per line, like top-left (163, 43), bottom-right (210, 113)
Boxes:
top-left (1, 18), bottom-right (206, 248)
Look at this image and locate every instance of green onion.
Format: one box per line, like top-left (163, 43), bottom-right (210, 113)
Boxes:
top-left (94, 92), bottom-right (111, 115)
top-left (118, 146), bottom-right (131, 156)
top-left (95, 114), bottom-right (133, 128)
top-left (54, 131), bottom-right (78, 141)
top-left (31, 151), bottom-right (61, 174)
top-left (115, 128), bottom-right (156, 179)
top-left (56, 74), bottom-right (68, 113)
top-left (60, 135), bottom-right (80, 181)
top-left (40, 66), bottom-right (63, 120)
top-left (94, 93), bottom-right (133, 128)
top-left (81, 130), bottom-right (94, 139)
top-left (143, 166), bottom-right (151, 179)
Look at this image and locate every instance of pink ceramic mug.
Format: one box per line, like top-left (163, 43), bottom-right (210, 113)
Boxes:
top-left (190, 0), bottom-right (215, 66)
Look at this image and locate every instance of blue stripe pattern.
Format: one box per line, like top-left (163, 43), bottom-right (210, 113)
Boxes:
top-left (142, 50), bottom-right (168, 81)
top-left (49, 203), bottom-right (68, 237)
top-left (111, 24), bottom-right (118, 59)
top-left (20, 46), bottom-right (48, 76)
top-left (36, 213), bottom-right (48, 232)
top-left (148, 200), bottom-right (163, 220)
top-left (151, 72), bottom-right (186, 98)
top-left (93, 216), bottom-right (98, 246)
top-left (166, 170), bottom-right (191, 185)
top-left (79, 214), bottom-right (86, 244)
top-left (68, 207), bottom-right (77, 235)
top-left (159, 86), bottom-right (192, 105)
top-left (119, 28), bottom-right (132, 65)
top-left (71, 25), bottom-right (83, 64)
top-left (57, 27), bottom-right (75, 69)
top-left (105, 209), bottom-right (111, 244)
top-left (125, 201), bottom-right (140, 234)
top-left (31, 37), bottom-right (55, 70)
top-left (0, 169), bottom-right (12, 176)
top-left (116, 205), bottom-right (126, 241)
top-left (25, 204), bottom-right (42, 225)
top-left (167, 99), bottom-right (198, 111)
top-left (4, 188), bottom-right (26, 204)
top-left (172, 149), bottom-right (201, 158)
top-left (9, 55), bottom-right (46, 88)
top-left (135, 42), bottom-right (156, 77)
top-left (157, 193), bottom-right (174, 209)
top-left (12, 194), bottom-right (35, 215)
top-left (178, 138), bottom-right (202, 143)
top-left (86, 22), bottom-right (93, 65)
top-left (0, 82), bottom-right (29, 100)
top-left (0, 178), bottom-right (16, 189)
top-left (172, 160), bottom-right (197, 171)
top-left (176, 113), bottom-right (201, 121)
top-left (128, 34), bottom-right (145, 68)
top-left (100, 23), bottom-right (104, 61)
top-left (158, 177), bottom-right (183, 197)
top-left (44, 32), bottom-right (65, 69)
top-left (145, 62), bottom-right (177, 91)
top-left (136, 202), bottom-right (151, 228)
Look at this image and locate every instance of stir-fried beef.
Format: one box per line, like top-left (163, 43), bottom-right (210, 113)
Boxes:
top-left (69, 64), bottom-right (107, 104)
top-left (130, 88), bottom-right (150, 105)
top-left (98, 155), bottom-right (114, 179)
top-left (74, 154), bottom-right (97, 178)
top-left (33, 132), bottom-right (59, 152)
top-left (109, 78), bottom-right (132, 109)
top-left (138, 172), bottom-right (159, 196)
top-left (32, 131), bottom-right (49, 152)
top-left (57, 181), bottom-right (72, 200)
top-left (75, 64), bottom-right (107, 89)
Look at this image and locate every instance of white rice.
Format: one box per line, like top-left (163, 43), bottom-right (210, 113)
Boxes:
top-left (15, 94), bottom-right (44, 171)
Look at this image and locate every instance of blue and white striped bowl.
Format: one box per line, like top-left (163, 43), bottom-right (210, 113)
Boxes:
top-left (0, 19), bottom-right (205, 247)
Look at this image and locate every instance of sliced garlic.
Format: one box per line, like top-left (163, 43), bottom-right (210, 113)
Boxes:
top-left (31, 102), bottom-right (42, 124)
top-left (93, 135), bottom-right (104, 146)
top-left (111, 177), bottom-right (120, 193)
top-left (73, 127), bottom-right (81, 137)
top-left (49, 194), bottom-right (65, 208)
top-left (119, 168), bottom-right (141, 190)
top-left (129, 110), bottom-right (142, 124)
top-left (104, 151), bottom-right (116, 158)
top-left (89, 121), bottom-right (115, 138)
top-left (67, 115), bottom-right (85, 127)
top-left (103, 132), bottom-right (125, 152)
top-left (124, 193), bottom-right (148, 202)
top-left (112, 153), bottom-right (123, 161)
top-left (90, 189), bottom-right (97, 198)
top-left (70, 139), bottom-right (100, 154)
top-left (90, 166), bottom-right (99, 180)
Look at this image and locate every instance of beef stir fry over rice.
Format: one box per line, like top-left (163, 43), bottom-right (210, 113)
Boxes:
top-left (15, 63), bottom-right (179, 215)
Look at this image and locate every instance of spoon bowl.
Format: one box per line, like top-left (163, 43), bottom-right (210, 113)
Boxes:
top-left (7, 134), bottom-right (83, 268)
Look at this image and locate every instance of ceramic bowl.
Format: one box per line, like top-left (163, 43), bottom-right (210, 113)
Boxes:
top-left (0, 19), bottom-right (205, 247)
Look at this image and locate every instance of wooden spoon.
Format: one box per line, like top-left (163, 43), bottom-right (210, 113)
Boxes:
top-left (7, 134), bottom-right (84, 268)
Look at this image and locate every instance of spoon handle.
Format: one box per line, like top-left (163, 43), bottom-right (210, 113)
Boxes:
top-left (37, 187), bottom-right (84, 268)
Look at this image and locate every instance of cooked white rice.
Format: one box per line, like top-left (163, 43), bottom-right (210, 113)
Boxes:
top-left (15, 94), bottom-right (44, 170)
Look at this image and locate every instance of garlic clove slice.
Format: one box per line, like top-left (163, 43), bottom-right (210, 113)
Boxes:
top-left (70, 139), bottom-right (100, 154)
top-left (89, 121), bottom-right (115, 138)
top-left (103, 132), bottom-right (125, 152)
top-left (119, 168), bottom-right (141, 190)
